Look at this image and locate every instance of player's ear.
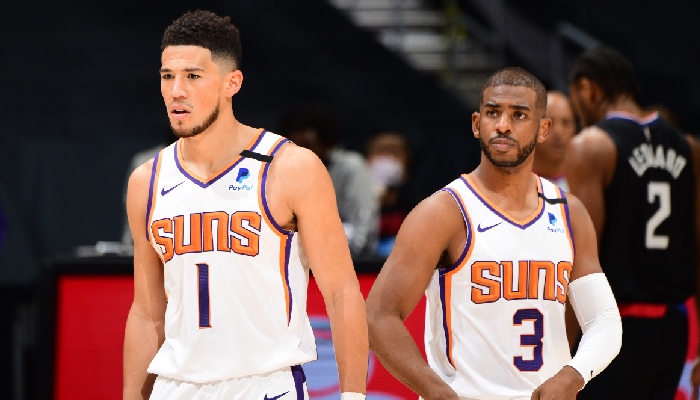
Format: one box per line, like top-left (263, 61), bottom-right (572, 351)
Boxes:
top-left (224, 70), bottom-right (243, 97)
top-left (472, 112), bottom-right (481, 138)
top-left (588, 79), bottom-right (606, 108)
top-left (538, 117), bottom-right (552, 143)
top-left (576, 78), bottom-right (596, 107)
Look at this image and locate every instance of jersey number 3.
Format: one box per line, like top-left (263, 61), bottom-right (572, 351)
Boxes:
top-left (513, 308), bottom-right (543, 371)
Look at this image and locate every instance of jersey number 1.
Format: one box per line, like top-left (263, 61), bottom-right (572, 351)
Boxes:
top-left (197, 263), bottom-right (211, 328)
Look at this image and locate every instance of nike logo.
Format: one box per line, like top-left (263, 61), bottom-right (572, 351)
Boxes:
top-left (264, 391), bottom-right (288, 400)
top-left (161, 181), bottom-right (185, 196)
top-left (477, 222), bottom-right (502, 232)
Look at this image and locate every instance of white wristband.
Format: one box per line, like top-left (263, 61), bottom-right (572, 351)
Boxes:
top-left (340, 393), bottom-right (366, 400)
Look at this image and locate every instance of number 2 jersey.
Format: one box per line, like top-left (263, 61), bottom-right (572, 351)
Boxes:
top-left (425, 174), bottom-right (574, 400)
top-left (596, 112), bottom-right (695, 304)
top-left (145, 129), bottom-right (317, 383)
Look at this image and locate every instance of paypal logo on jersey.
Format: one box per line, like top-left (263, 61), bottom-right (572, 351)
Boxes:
top-left (236, 168), bottom-right (250, 183)
top-left (547, 212), bottom-right (566, 234)
top-left (229, 168), bottom-right (253, 191)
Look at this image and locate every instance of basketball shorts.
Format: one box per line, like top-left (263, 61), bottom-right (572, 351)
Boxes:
top-left (150, 365), bottom-right (308, 400)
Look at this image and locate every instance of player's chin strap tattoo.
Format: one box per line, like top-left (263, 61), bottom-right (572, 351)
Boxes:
top-left (537, 191), bottom-right (567, 204)
top-left (565, 273), bottom-right (623, 388)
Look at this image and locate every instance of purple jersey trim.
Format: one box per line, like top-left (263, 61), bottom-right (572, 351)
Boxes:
top-left (440, 188), bottom-right (473, 273)
top-left (249, 129), bottom-right (266, 152)
top-left (460, 175), bottom-right (545, 229)
top-left (145, 150), bottom-right (161, 240)
top-left (260, 138), bottom-right (292, 235)
top-left (605, 111), bottom-right (659, 126)
top-left (438, 186), bottom-right (474, 368)
top-left (259, 137), bottom-right (294, 324)
top-left (291, 365), bottom-right (306, 399)
top-left (558, 187), bottom-right (576, 259)
top-left (438, 274), bottom-right (454, 367)
top-left (173, 130), bottom-right (268, 188)
top-left (283, 235), bottom-right (294, 324)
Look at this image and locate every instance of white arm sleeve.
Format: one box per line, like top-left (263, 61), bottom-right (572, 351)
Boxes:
top-left (565, 272), bottom-right (622, 385)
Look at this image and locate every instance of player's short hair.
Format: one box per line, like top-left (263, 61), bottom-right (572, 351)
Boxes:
top-left (481, 67), bottom-right (547, 117)
top-left (569, 46), bottom-right (639, 103)
top-left (161, 10), bottom-right (242, 71)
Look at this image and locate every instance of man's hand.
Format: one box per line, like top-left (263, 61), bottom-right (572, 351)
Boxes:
top-left (531, 366), bottom-right (584, 400)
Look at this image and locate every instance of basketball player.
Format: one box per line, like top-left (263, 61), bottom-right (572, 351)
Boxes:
top-left (532, 91), bottom-right (576, 191)
top-left (365, 67), bottom-right (622, 399)
top-left (122, 10), bottom-right (368, 400)
top-left (563, 47), bottom-right (700, 400)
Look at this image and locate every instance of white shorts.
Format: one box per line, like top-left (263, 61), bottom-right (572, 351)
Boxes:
top-left (150, 365), bottom-right (309, 400)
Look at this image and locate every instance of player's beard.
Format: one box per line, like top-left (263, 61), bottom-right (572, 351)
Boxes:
top-left (479, 131), bottom-right (537, 169)
top-left (170, 104), bottom-right (220, 138)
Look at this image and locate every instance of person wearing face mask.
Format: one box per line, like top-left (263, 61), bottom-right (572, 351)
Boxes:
top-left (365, 132), bottom-right (413, 258)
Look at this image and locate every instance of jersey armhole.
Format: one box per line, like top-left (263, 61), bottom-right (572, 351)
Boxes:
top-left (145, 149), bottom-right (164, 241)
top-left (258, 138), bottom-right (293, 236)
top-left (440, 187), bottom-right (474, 273)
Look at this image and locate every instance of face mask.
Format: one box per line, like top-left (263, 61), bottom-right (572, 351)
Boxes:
top-left (370, 155), bottom-right (405, 188)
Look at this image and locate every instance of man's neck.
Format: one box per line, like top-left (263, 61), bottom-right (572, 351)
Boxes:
top-left (532, 159), bottom-right (562, 181)
top-left (603, 97), bottom-right (646, 119)
top-left (178, 115), bottom-right (258, 178)
top-left (470, 161), bottom-right (540, 220)
top-left (473, 159), bottom-right (536, 197)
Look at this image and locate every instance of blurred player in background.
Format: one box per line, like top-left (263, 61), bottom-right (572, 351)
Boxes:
top-left (532, 91), bottom-right (576, 191)
top-left (564, 46), bottom-right (700, 400)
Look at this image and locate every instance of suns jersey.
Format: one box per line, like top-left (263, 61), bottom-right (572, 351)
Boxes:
top-left (144, 129), bottom-right (316, 383)
top-left (425, 174), bottom-right (575, 400)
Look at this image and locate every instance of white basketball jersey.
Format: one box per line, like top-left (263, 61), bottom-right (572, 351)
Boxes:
top-left (145, 129), bottom-right (316, 383)
top-left (425, 174), bottom-right (574, 400)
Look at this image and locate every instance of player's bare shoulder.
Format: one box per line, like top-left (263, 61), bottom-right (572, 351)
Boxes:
top-left (563, 192), bottom-right (599, 252)
top-left (412, 189), bottom-right (463, 224)
top-left (267, 142), bottom-right (331, 196)
top-left (271, 142), bottom-right (326, 177)
top-left (572, 125), bottom-right (616, 156)
top-left (128, 158), bottom-right (156, 198)
top-left (126, 157), bottom-right (158, 221)
top-left (685, 133), bottom-right (700, 168)
top-left (396, 189), bottom-right (466, 255)
top-left (563, 192), bottom-right (592, 224)
top-left (564, 125), bottom-right (616, 183)
top-left (263, 141), bottom-right (334, 227)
